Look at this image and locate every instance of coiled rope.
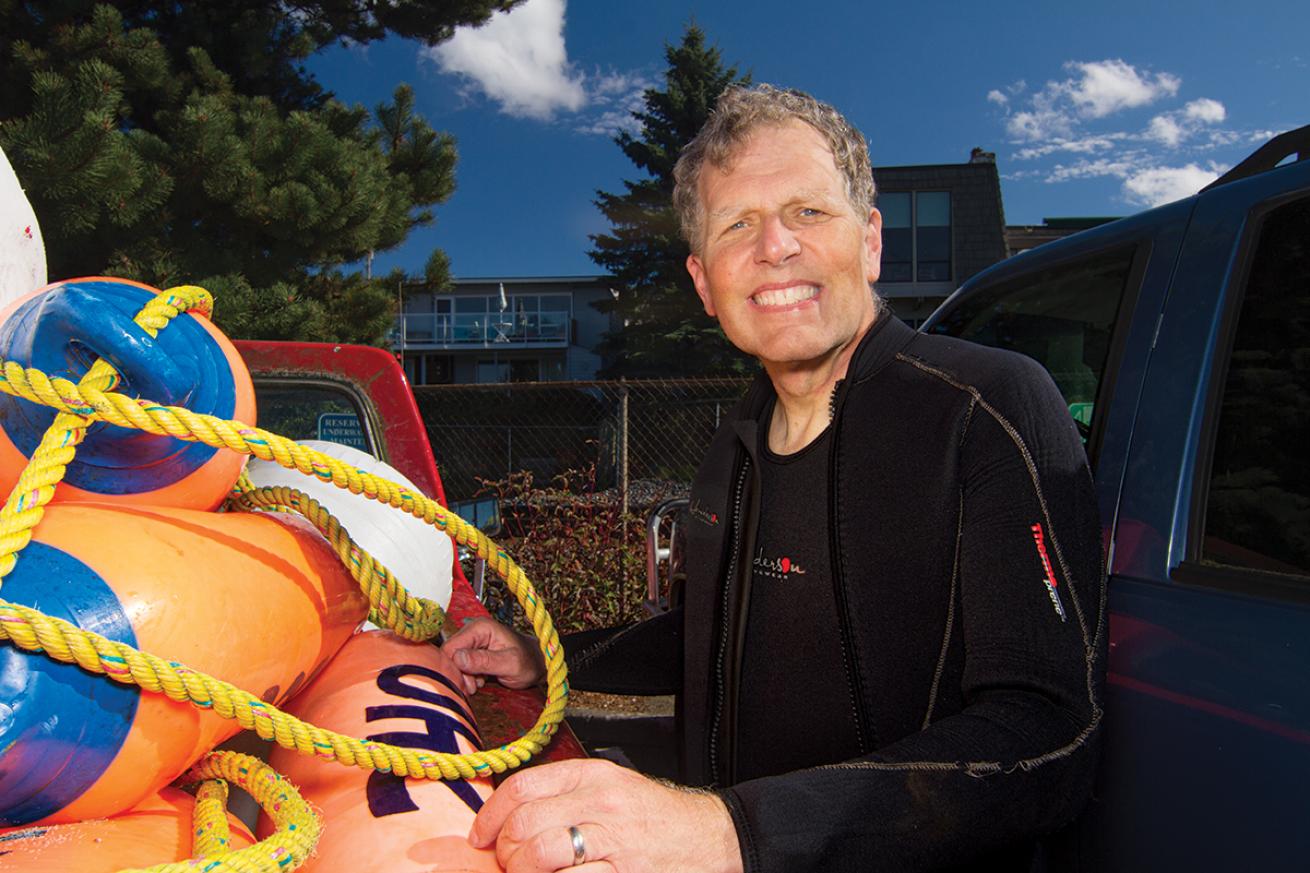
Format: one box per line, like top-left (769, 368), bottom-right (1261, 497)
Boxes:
top-left (120, 751), bottom-right (322, 873)
top-left (0, 285), bottom-right (568, 871)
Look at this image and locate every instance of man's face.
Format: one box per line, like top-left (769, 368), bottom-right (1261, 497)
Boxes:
top-left (685, 120), bottom-right (882, 373)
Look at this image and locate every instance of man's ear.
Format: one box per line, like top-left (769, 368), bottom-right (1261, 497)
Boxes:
top-left (864, 207), bottom-right (883, 285)
top-left (686, 253), bottom-right (717, 317)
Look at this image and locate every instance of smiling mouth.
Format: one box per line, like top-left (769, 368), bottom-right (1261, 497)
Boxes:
top-left (751, 285), bottom-right (819, 307)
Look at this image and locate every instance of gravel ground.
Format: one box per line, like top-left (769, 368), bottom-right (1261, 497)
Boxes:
top-left (566, 690), bottom-right (675, 717)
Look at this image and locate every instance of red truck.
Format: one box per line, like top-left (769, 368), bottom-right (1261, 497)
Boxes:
top-left (234, 339), bottom-right (586, 764)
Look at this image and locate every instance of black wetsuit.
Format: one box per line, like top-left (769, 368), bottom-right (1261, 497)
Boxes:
top-left (567, 315), bottom-right (1106, 872)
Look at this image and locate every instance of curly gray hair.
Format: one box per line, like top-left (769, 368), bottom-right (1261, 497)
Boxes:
top-left (672, 84), bottom-right (875, 252)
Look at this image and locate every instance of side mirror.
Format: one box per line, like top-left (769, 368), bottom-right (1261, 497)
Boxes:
top-left (645, 497), bottom-right (690, 616)
top-left (449, 497), bottom-right (503, 601)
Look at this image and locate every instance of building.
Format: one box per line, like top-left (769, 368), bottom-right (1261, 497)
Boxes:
top-left (396, 276), bottom-right (617, 385)
top-left (873, 148), bottom-right (1009, 325)
top-left (1005, 217), bottom-right (1119, 256)
top-left (395, 151), bottom-right (1019, 381)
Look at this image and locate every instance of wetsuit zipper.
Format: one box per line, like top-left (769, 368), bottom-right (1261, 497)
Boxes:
top-left (826, 378), bottom-right (871, 751)
top-left (707, 458), bottom-right (750, 785)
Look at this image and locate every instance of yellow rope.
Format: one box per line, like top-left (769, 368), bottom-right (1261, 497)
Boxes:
top-left (0, 285), bottom-right (570, 872)
top-left (228, 477), bottom-right (445, 641)
top-left (192, 778), bottom-right (236, 859)
top-left (118, 751), bottom-right (322, 873)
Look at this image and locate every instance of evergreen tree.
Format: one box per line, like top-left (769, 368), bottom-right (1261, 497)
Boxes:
top-left (589, 25), bottom-right (751, 377)
top-left (0, 1), bottom-right (516, 344)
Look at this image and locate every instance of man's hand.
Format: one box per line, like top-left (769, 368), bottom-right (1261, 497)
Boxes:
top-left (469, 758), bottom-right (743, 873)
top-left (443, 617), bottom-right (547, 696)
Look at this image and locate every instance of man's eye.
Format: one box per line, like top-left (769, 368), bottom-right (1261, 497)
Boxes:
top-left (799, 207), bottom-right (824, 217)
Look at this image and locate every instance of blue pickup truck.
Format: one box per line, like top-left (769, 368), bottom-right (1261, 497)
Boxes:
top-left (923, 125), bottom-right (1309, 870)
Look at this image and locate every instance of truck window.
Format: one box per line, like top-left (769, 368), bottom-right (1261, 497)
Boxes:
top-left (1200, 195), bottom-right (1310, 581)
top-left (253, 382), bottom-right (376, 457)
top-left (928, 246), bottom-right (1136, 442)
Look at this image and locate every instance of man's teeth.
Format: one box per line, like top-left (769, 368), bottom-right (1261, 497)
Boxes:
top-left (753, 285), bottom-right (818, 307)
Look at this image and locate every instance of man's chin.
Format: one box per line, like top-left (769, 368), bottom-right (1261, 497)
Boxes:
top-left (751, 328), bottom-right (871, 377)
top-left (756, 343), bottom-right (842, 371)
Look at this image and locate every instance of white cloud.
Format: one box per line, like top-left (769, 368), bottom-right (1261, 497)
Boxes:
top-left (1046, 157), bottom-right (1139, 183)
top-left (592, 72), bottom-right (643, 98)
top-left (1247, 128), bottom-right (1287, 143)
top-left (1065, 59), bottom-right (1180, 118)
top-left (1146, 114), bottom-right (1185, 147)
top-left (1000, 59), bottom-right (1181, 143)
top-left (988, 60), bottom-right (1277, 215)
top-left (1006, 108), bottom-right (1071, 141)
top-left (1123, 163), bottom-right (1223, 207)
top-left (574, 72), bottom-right (652, 136)
top-left (1184, 98), bottom-right (1226, 123)
top-left (425, 0), bottom-right (585, 120)
top-left (575, 109), bottom-right (639, 137)
top-left (424, 0), bottom-right (652, 135)
top-left (1146, 97), bottom-right (1227, 147)
top-left (1203, 129), bottom-right (1241, 147)
top-left (1041, 156), bottom-right (1224, 207)
top-left (1013, 135), bottom-right (1120, 160)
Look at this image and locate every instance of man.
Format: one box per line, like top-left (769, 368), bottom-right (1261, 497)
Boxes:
top-left (447, 84), bottom-right (1106, 872)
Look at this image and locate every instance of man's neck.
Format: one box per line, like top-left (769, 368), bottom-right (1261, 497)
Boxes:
top-left (763, 314), bottom-right (878, 455)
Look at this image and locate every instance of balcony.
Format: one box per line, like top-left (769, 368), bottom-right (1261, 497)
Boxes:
top-left (395, 310), bottom-right (570, 349)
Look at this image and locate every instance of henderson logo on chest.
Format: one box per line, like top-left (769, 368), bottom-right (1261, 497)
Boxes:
top-left (753, 549), bottom-right (807, 582)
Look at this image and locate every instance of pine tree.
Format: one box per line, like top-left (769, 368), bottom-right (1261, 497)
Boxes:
top-left (0, 1), bottom-right (515, 344)
top-left (589, 25), bottom-right (752, 377)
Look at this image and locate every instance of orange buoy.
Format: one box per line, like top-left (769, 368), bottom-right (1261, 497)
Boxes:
top-left (0, 276), bottom-right (255, 510)
top-left (261, 630), bottom-right (501, 872)
top-left (0, 786), bottom-right (256, 871)
top-left (0, 503), bottom-right (370, 827)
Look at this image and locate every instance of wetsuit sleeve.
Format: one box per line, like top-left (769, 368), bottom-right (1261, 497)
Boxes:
top-left (721, 359), bottom-right (1106, 872)
top-left (562, 606), bottom-right (684, 696)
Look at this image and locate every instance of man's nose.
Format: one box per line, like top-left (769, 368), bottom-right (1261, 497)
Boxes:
top-left (755, 215), bottom-right (800, 265)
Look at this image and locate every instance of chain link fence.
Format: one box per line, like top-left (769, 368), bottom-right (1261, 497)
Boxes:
top-left (413, 378), bottom-right (753, 507)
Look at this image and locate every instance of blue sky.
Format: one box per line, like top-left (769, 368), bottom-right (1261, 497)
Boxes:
top-left (309, 0), bottom-right (1307, 280)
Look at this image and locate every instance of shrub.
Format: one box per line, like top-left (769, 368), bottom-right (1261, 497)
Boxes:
top-left (470, 465), bottom-right (670, 634)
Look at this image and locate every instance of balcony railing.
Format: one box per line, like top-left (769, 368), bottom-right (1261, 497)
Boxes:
top-left (395, 312), bottom-right (569, 347)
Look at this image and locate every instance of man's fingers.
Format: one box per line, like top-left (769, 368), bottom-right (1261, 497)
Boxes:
top-left (503, 825), bottom-right (614, 873)
top-left (444, 617), bottom-right (499, 651)
top-left (469, 761), bottom-right (590, 848)
top-left (452, 645), bottom-right (522, 679)
top-left (495, 794), bottom-right (600, 869)
top-left (461, 672), bottom-right (479, 696)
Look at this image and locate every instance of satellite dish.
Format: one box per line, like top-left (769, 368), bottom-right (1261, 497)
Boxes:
top-left (0, 146), bottom-right (46, 310)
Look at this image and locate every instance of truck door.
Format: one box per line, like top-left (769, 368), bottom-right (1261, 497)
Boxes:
top-left (1107, 174), bottom-right (1310, 870)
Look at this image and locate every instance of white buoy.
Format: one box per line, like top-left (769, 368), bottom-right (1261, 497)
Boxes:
top-left (245, 440), bottom-right (456, 620)
top-left (0, 146), bottom-right (46, 309)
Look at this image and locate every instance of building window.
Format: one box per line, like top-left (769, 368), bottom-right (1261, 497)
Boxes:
top-left (438, 293), bottom-right (570, 344)
top-left (401, 291), bottom-right (573, 346)
top-left (405, 353), bottom-right (453, 385)
top-left (454, 296), bottom-right (489, 342)
top-left (400, 296), bottom-right (451, 342)
top-left (878, 191), bottom-right (952, 283)
top-left (509, 294), bottom-right (570, 342)
top-left (476, 358), bottom-right (540, 383)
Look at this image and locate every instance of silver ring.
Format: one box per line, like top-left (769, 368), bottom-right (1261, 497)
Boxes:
top-left (568, 825), bottom-right (587, 866)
